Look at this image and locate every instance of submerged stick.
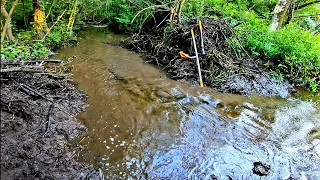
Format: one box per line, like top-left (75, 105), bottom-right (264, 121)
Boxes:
top-left (191, 29), bottom-right (204, 87)
top-left (99, 168), bottom-right (105, 180)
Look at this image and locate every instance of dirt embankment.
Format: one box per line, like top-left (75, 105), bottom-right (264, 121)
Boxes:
top-left (124, 18), bottom-right (293, 97)
top-left (1, 63), bottom-right (100, 179)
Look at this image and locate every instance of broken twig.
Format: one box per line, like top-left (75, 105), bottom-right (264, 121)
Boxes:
top-left (17, 83), bottom-right (72, 116)
top-left (43, 103), bottom-right (55, 135)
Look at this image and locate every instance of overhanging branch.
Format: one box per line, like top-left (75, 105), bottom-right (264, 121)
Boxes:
top-left (294, 0), bottom-right (320, 10)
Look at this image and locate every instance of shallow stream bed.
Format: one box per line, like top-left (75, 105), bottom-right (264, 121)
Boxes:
top-left (54, 28), bottom-right (320, 179)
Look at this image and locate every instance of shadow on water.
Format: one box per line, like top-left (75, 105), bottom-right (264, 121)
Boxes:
top-left (54, 28), bottom-right (320, 179)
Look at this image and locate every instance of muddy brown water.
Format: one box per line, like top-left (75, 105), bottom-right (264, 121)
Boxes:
top-left (54, 28), bottom-right (320, 179)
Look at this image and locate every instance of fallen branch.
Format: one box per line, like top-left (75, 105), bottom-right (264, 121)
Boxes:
top-left (294, 0), bottom-right (320, 10)
top-left (131, 5), bottom-right (166, 24)
top-left (17, 83), bottom-right (72, 116)
top-left (1, 59), bottom-right (62, 66)
top-left (34, 73), bottom-right (66, 79)
top-left (20, 83), bottom-right (49, 99)
top-left (27, 59), bottom-right (63, 63)
top-left (41, 9), bottom-right (67, 41)
top-left (0, 66), bottom-right (44, 73)
top-left (43, 103), bottom-right (55, 136)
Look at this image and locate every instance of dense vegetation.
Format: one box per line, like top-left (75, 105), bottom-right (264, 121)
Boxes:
top-left (1, 0), bottom-right (319, 91)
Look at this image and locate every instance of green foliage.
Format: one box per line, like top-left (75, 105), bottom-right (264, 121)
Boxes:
top-left (30, 42), bottom-right (51, 59)
top-left (1, 41), bottom-right (51, 61)
top-left (10, 0), bottom-right (34, 29)
top-left (103, 0), bottom-right (159, 31)
top-left (106, 1), bottom-right (140, 31)
top-left (46, 23), bottom-right (77, 49)
top-left (77, 0), bottom-right (107, 21)
top-left (74, 0), bottom-right (161, 31)
top-left (183, 0), bottom-right (277, 21)
top-left (291, 3), bottom-right (320, 32)
top-left (240, 23), bottom-right (320, 91)
top-left (183, 0), bottom-right (206, 17)
top-left (2, 0), bottom-right (78, 61)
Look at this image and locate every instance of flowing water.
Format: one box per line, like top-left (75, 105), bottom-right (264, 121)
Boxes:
top-left (54, 28), bottom-right (320, 179)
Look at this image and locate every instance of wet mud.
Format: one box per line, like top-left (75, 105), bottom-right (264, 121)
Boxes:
top-left (53, 29), bottom-right (320, 179)
top-left (0, 71), bottom-right (99, 179)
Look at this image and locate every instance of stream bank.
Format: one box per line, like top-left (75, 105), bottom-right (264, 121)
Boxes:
top-left (0, 64), bottom-right (100, 179)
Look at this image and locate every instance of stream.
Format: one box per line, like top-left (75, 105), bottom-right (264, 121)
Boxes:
top-left (54, 28), bottom-right (320, 179)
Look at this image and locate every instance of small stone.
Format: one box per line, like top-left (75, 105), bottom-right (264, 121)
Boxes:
top-left (252, 161), bottom-right (271, 176)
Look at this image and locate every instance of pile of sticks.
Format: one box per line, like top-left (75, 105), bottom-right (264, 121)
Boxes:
top-left (124, 17), bottom-right (258, 92)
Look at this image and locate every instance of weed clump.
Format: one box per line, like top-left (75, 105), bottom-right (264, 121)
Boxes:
top-left (240, 23), bottom-right (320, 91)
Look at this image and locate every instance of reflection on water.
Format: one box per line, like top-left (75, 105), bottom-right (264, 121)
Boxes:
top-left (54, 28), bottom-right (320, 179)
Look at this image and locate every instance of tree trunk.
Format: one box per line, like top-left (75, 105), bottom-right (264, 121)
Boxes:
top-left (171, 0), bottom-right (185, 23)
top-left (1, 0), bottom-right (17, 42)
top-left (33, 0), bottom-right (47, 37)
top-left (176, 0), bottom-right (185, 23)
top-left (67, 0), bottom-right (77, 36)
top-left (285, 0), bottom-right (320, 25)
top-left (269, 0), bottom-right (293, 31)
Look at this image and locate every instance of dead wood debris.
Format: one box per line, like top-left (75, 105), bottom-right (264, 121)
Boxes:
top-left (123, 17), bottom-right (293, 97)
top-left (0, 62), bottom-right (99, 179)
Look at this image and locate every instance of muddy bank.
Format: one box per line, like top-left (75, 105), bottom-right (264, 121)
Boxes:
top-left (123, 18), bottom-right (293, 97)
top-left (0, 68), bottom-right (99, 179)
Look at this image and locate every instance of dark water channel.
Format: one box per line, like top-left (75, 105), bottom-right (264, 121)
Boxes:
top-left (54, 28), bottom-right (320, 179)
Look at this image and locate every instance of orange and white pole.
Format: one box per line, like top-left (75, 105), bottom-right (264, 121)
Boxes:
top-left (191, 29), bottom-right (204, 87)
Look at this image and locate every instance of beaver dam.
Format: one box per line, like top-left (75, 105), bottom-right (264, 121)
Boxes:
top-left (124, 17), bottom-right (293, 97)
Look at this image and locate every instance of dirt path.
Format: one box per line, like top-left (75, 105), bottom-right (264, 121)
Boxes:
top-left (1, 69), bottom-right (99, 179)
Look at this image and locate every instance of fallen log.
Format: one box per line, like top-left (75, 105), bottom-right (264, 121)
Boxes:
top-left (27, 59), bottom-right (62, 63)
top-left (0, 66), bottom-right (44, 73)
top-left (1, 59), bottom-right (62, 66)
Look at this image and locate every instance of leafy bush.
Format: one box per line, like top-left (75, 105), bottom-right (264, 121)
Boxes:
top-left (104, 0), bottom-right (158, 31)
top-left (183, 0), bottom-right (277, 21)
top-left (1, 41), bottom-right (51, 61)
top-left (239, 23), bottom-right (320, 91)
